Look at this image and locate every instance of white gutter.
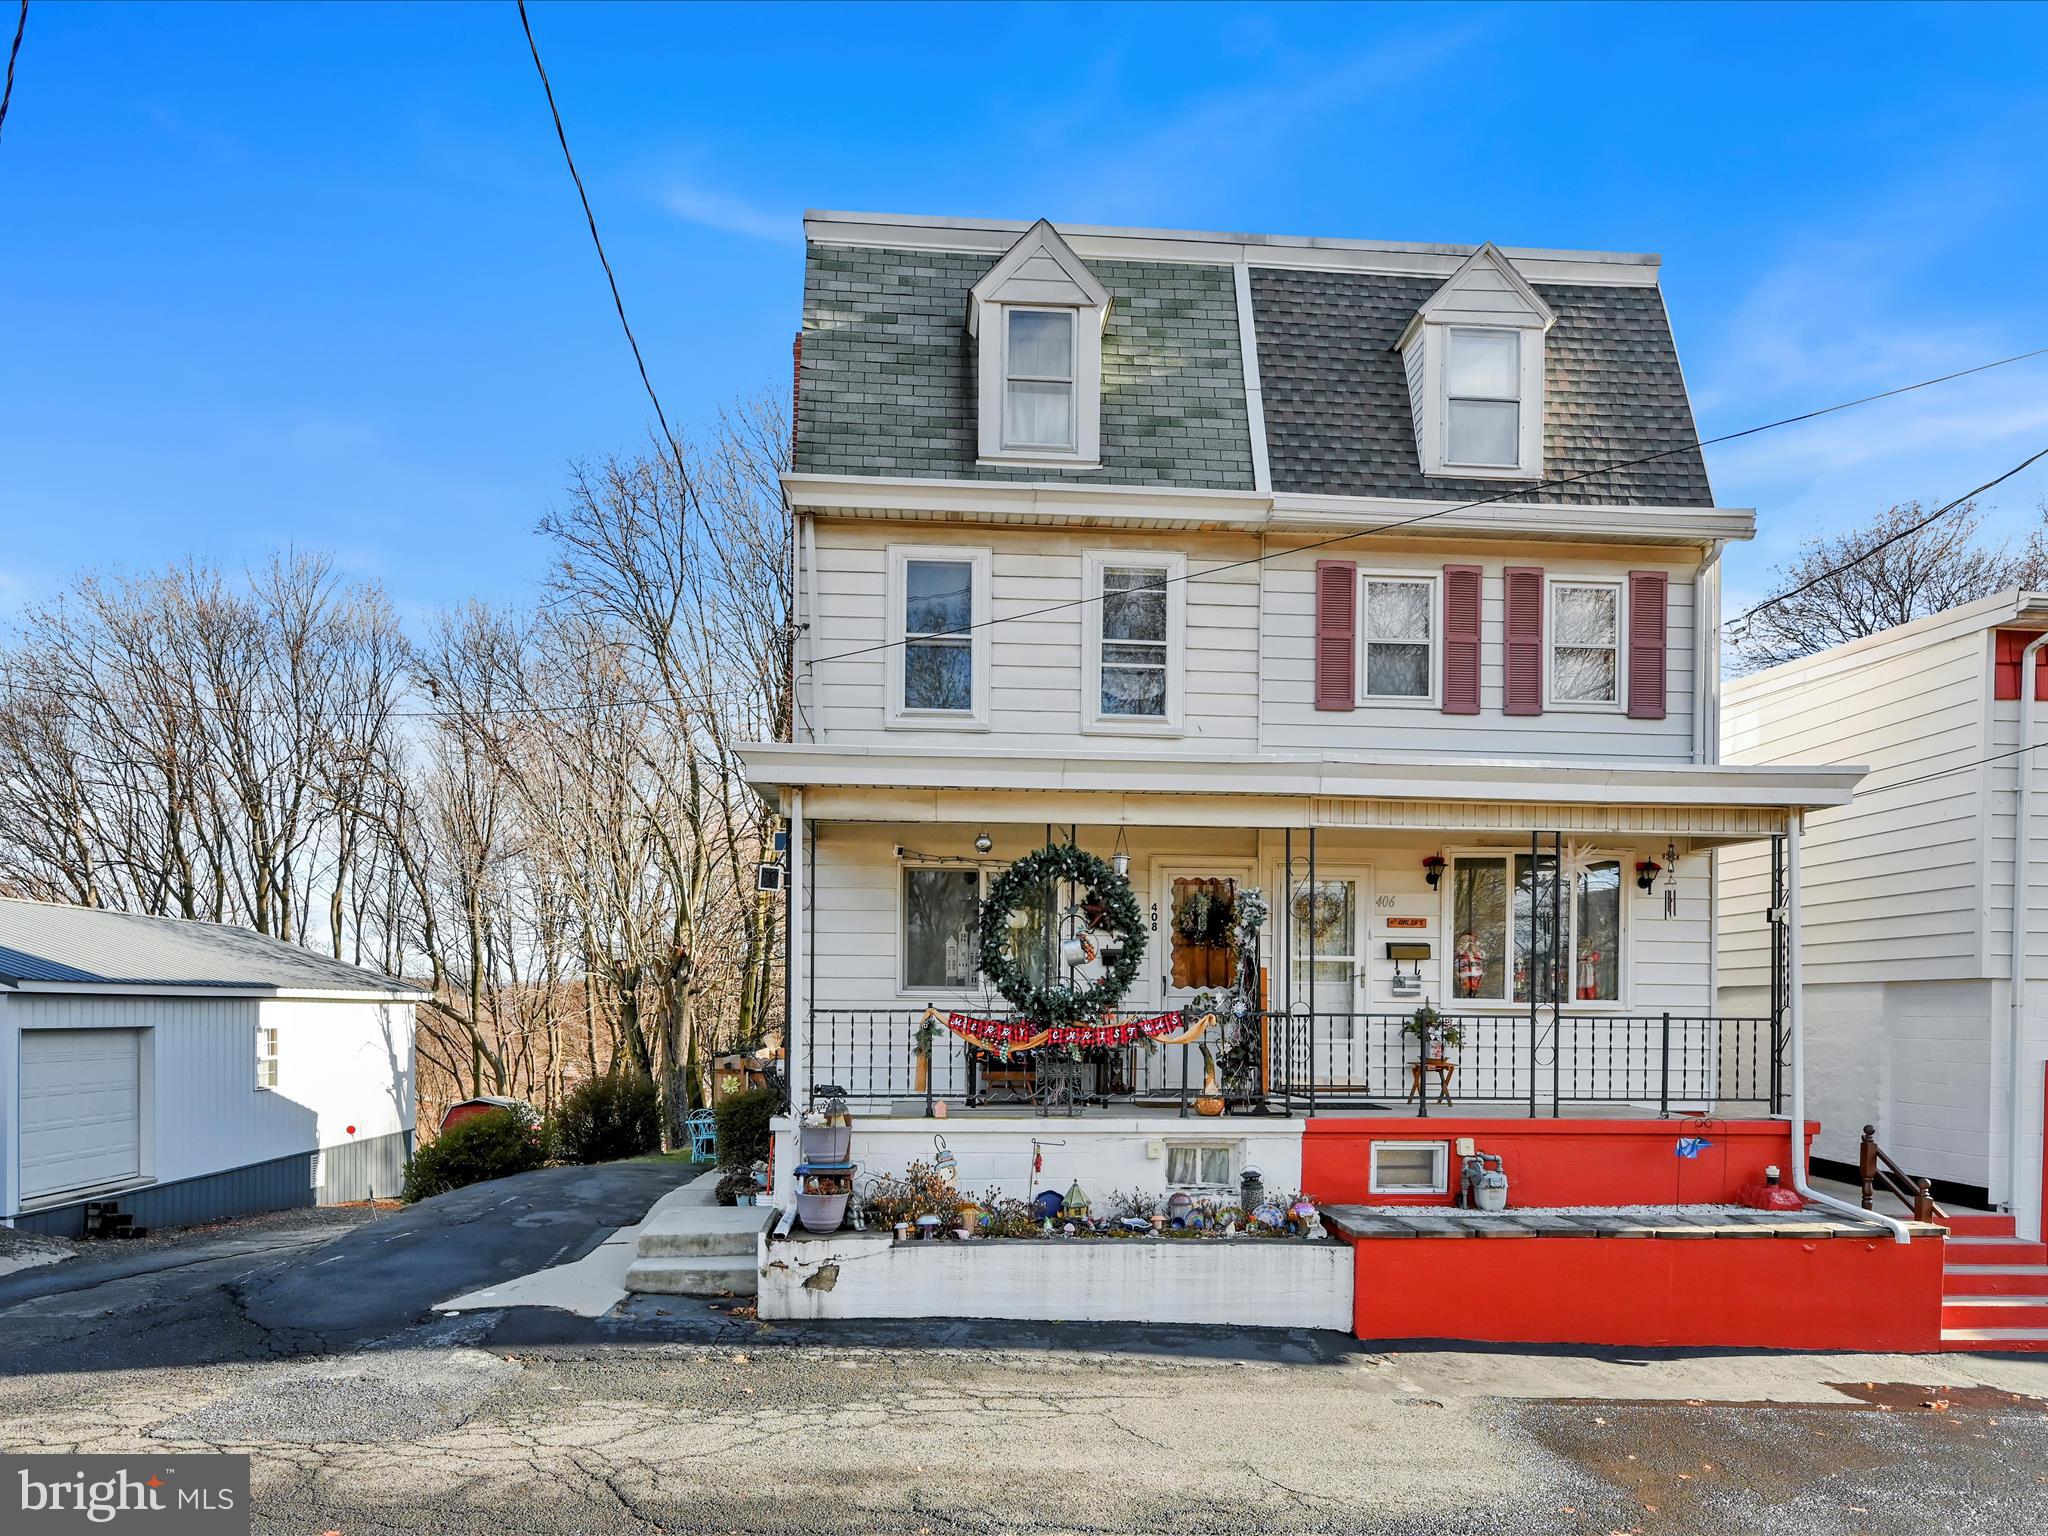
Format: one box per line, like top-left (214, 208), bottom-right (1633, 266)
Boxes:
top-left (1783, 808), bottom-right (1913, 1242)
top-left (2010, 635), bottom-right (2048, 1217)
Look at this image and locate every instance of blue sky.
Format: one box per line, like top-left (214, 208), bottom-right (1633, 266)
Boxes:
top-left (4, 1), bottom-right (2047, 623)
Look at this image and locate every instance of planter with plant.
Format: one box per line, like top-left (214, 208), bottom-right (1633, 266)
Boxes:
top-left (1400, 1000), bottom-right (1463, 1060)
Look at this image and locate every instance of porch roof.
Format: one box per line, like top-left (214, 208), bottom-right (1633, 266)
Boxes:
top-left (738, 743), bottom-right (1864, 835)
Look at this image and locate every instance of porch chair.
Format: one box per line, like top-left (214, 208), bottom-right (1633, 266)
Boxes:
top-left (685, 1108), bottom-right (718, 1162)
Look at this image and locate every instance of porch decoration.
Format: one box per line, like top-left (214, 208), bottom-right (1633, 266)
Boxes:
top-left (1423, 853), bottom-right (1446, 891)
top-left (930, 1006), bottom-right (1214, 1057)
top-left (977, 841), bottom-right (1146, 1028)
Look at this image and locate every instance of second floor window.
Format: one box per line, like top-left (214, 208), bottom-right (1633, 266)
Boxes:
top-left (1551, 581), bottom-right (1621, 706)
top-left (903, 560), bottom-right (973, 711)
top-left (1445, 327), bottom-right (1521, 468)
top-left (1363, 576), bottom-right (1434, 700)
top-left (1084, 552), bottom-right (1184, 732)
top-left (1004, 308), bottom-right (1076, 453)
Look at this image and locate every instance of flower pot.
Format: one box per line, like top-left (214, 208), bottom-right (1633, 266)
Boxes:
top-left (800, 1124), bottom-right (852, 1163)
top-left (1195, 1048), bottom-right (1225, 1117)
top-left (795, 1189), bottom-right (850, 1233)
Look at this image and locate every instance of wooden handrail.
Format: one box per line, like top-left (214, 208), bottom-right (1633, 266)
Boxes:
top-left (1859, 1124), bottom-right (1944, 1224)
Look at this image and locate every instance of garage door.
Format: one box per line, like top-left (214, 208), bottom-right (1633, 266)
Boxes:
top-left (20, 1029), bottom-right (142, 1201)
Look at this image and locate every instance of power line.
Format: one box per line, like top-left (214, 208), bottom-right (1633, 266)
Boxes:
top-left (798, 345), bottom-right (2048, 676)
top-left (1724, 445), bottom-right (2048, 635)
top-left (0, 1), bottom-right (26, 149)
top-left (1855, 736), bottom-right (2048, 799)
top-left (515, 0), bottom-right (690, 496)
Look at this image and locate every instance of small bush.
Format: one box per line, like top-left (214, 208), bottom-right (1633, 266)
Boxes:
top-left (714, 1085), bottom-right (778, 1169)
top-left (715, 1167), bottom-right (761, 1206)
top-left (552, 1070), bottom-right (663, 1165)
top-left (402, 1108), bottom-right (547, 1202)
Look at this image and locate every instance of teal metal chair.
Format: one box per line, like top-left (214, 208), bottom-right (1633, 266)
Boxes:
top-left (685, 1108), bottom-right (717, 1163)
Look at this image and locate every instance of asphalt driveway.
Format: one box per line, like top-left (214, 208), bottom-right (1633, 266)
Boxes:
top-left (0, 1156), bottom-right (707, 1375)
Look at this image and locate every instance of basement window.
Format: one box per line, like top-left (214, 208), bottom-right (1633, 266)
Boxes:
top-left (1166, 1142), bottom-right (1236, 1193)
top-left (1369, 1141), bottom-right (1448, 1195)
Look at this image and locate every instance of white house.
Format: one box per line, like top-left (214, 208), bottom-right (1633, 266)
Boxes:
top-left (1720, 590), bottom-right (2048, 1239)
top-left (1, 897), bottom-right (421, 1238)
top-left (735, 208), bottom-right (1877, 1238)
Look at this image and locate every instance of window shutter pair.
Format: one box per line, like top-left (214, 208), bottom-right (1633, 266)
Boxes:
top-left (1313, 561), bottom-right (1668, 720)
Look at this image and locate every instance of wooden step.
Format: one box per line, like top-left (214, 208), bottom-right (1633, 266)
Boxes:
top-left (1942, 1296), bottom-right (2048, 1329)
top-left (1946, 1237), bottom-right (2048, 1265)
top-left (1940, 1213), bottom-right (2017, 1239)
top-left (1940, 1327), bottom-right (2048, 1352)
top-left (1944, 1264), bottom-right (2048, 1296)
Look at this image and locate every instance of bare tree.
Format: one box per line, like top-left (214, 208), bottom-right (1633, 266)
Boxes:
top-left (1729, 500), bottom-right (2048, 671)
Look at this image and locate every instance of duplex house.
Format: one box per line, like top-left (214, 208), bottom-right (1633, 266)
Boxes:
top-left (740, 211), bottom-right (1861, 1215)
top-left (1720, 591), bottom-right (2048, 1243)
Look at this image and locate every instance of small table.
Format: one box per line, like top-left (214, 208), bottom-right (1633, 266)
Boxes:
top-left (1407, 1058), bottom-right (1456, 1106)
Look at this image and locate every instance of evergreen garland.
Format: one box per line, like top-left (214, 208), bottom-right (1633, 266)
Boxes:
top-left (976, 843), bottom-right (1146, 1028)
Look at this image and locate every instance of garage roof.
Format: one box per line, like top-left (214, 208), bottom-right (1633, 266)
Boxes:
top-left (0, 898), bottom-right (423, 995)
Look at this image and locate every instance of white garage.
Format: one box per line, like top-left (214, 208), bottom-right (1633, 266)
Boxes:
top-left (19, 1028), bottom-right (143, 1201)
top-left (2, 897), bottom-right (423, 1239)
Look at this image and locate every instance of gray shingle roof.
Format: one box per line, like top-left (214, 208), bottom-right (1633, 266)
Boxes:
top-left (1250, 267), bottom-right (1714, 505)
top-left (797, 245), bottom-right (1256, 490)
top-left (0, 899), bottom-right (420, 993)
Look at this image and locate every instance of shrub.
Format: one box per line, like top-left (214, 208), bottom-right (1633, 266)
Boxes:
top-left (714, 1085), bottom-right (778, 1170)
top-left (402, 1108), bottom-right (548, 1203)
top-left (552, 1070), bottom-right (663, 1165)
top-left (715, 1167), bottom-right (761, 1206)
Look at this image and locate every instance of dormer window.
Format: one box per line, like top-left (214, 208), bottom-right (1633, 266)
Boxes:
top-left (1004, 309), bottom-right (1077, 453)
top-left (968, 219), bottom-right (1109, 468)
top-left (1445, 328), bottom-right (1522, 469)
top-left (1396, 242), bottom-right (1554, 482)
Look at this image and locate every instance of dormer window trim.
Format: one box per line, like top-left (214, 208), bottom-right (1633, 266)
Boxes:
top-left (1396, 242), bottom-right (1553, 483)
top-left (969, 219), bottom-right (1108, 470)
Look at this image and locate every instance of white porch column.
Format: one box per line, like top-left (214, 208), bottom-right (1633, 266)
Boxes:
top-left (788, 786), bottom-right (807, 1104)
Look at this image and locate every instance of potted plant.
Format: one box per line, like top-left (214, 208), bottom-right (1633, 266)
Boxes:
top-left (1401, 1000), bottom-right (1463, 1061)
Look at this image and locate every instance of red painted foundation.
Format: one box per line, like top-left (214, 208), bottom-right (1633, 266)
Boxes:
top-left (1346, 1230), bottom-right (1945, 1351)
top-left (1302, 1116), bottom-right (1813, 1207)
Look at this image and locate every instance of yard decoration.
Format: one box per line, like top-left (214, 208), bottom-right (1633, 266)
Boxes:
top-left (977, 841), bottom-right (1145, 1028)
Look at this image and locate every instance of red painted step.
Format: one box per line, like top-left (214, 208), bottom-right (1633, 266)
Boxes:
top-left (1946, 1237), bottom-right (2048, 1265)
top-left (1942, 1297), bottom-right (2048, 1330)
top-left (1944, 1264), bottom-right (2048, 1296)
top-left (1941, 1213), bottom-right (2017, 1239)
top-left (1940, 1328), bottom-right (2048, 1352)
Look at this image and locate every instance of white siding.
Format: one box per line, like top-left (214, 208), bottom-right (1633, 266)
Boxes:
top-left (801, 521), bottom-right (1704, 764)
top-left (1719, 624), bottom-right (1990, 988)
top-left (3, 991), bottom-right (414, 1217)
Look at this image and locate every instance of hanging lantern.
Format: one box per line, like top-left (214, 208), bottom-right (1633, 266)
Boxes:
top-left (974, 828), bottom-right (994, 855)
top-left (934, 1134), bottom-right (958, 1184)
top-left (1111, 826), bottom-right (1131, 880)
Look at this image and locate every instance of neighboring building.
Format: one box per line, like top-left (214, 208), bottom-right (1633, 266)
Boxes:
top-left (1, 898), bottom-right (421, 1238)
top-left (742, 211), bottom-right (1861, 1230)
top-left (1720, 591), bottom-right (2048, 1239)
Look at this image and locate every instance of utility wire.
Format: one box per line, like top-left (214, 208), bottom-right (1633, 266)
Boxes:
top-left (1724, 445), bottom-right (2048, 635)
top-left (0, 1), bottom-right (27, 149)
top-left (515, 0), bottom-right (690, 496)
top-left (797, 345), bottom-right (2048, 675)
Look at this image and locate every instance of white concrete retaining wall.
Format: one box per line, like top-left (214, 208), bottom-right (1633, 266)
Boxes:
top-left (772, 1114), bottom-right (1307, 1209)
top-left (758, 1228), bottom-right (1352, 1331)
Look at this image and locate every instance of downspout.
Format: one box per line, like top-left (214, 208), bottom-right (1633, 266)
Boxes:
top-left (2009, 634), bottom-right (2048, 1217)
top-left (802, 512), bottom-right (824, 742)
top-left (1784, 807), bottom-right (1913, 1242)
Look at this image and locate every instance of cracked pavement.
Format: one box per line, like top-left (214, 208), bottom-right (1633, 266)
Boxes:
top-left (6, 1165), bottom-right (2048, 1534)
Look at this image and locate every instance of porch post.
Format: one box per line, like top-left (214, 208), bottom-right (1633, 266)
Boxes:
top-left (788, 786), bottom-right (807, 1110)
top-left (1307, 823), bottom-right (1317, 1119)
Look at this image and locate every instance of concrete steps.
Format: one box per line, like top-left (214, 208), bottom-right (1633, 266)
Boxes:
top-left (623, 1186), bottom-right (776, 1297)
top-left (1940, 1215), bottom-right (2048, 1351)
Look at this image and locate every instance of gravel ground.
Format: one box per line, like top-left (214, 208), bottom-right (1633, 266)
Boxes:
top-left (0, 1226), bottom-right (76, 1277)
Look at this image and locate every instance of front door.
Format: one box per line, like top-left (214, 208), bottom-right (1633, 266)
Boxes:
top-left (1153, 864), bottom-right (1254, 1010)
top-left (1284, 869), bottom-right (1370, 1089)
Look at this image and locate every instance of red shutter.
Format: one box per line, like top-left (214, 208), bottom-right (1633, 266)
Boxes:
top-left (1503, 566), bottom-right (1544, 716)
top-left (1442, 564), bottom-right (1482, 714)
top-left (1994, 631), bottom-right (2048, 701)
top-left (1314, 560), bottom-right (1357, 710)
top-left (1626, 570), bottom-right (1669, 720)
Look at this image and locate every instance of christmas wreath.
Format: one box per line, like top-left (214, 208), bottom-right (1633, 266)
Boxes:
top-left (976, 843), bottom-right (1146, 1028)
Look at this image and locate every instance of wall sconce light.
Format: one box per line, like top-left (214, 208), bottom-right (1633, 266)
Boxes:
top-left (1634, 859), bottom-right (1663, 892)
top-left (974, 829), bottom-right (994, 855)
top-left (1423, 854), bottom-right (1446, 891)
top-left (1111, 827), bottom-right (1131, 880)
